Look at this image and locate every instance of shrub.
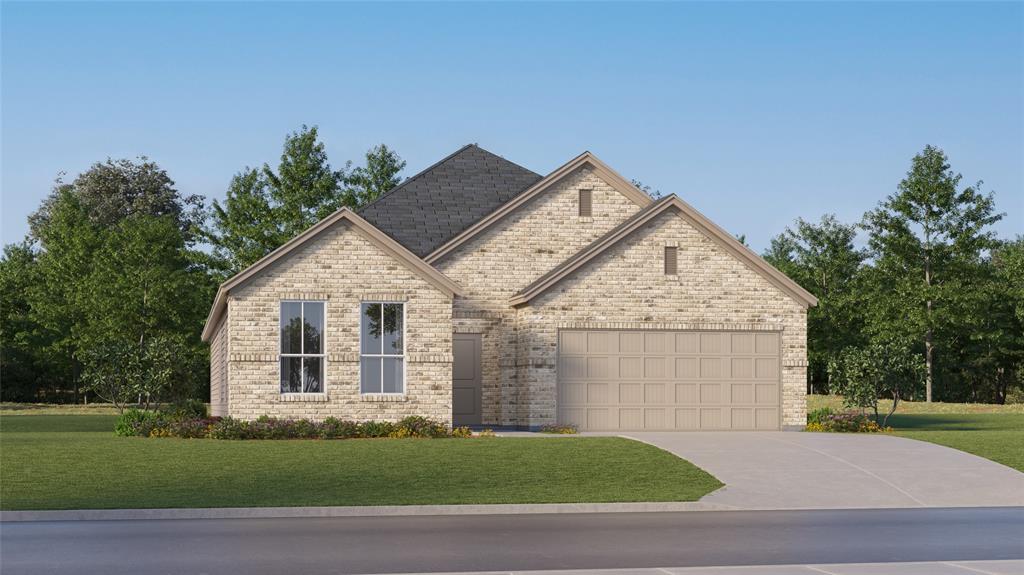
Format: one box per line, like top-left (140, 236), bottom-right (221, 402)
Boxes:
top-left (393, 416), bottom-right (448, 438)
top-left (476, 428), bottom-right (497, 438)
top-left (806, 411), bottom-right (888, 433)
top-left (538, 424), bottom-right (578, 434)
top-left (114, 408), bottom-right (158, 436)
top-left (319, 417), bottom-right (360, 439)
top-left (359, 420), bottom-right (396, 438)
top-left (450, 426), bottom-right (474, 438)
top-left (208, 417), bottom-right (253, 440)
top-left (807, 407), bottom-right (835, 425)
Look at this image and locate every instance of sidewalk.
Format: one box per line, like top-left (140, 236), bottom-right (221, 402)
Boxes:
top-left (366, 560), bottom-right (1024, 575)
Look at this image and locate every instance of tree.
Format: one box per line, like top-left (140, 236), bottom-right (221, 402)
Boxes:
top-left (206, 127), bottom-right (406, 275)
top-left (862, 145), bottom-right (1002, 401)
top-left (763, 215), bottom-right (867, 391)
top-left (11, 159), bottom-right (214, 403)
top-left (630, 179), bottom-right (662, 199)
top-left (829, 342), bottom-right (925, 427)
top-left (29, 158), bottom-right (204, 245)
top-left (0, 243), bottom-right (60, 401)
top-left (348, 144), bottom-right (406, 206)
top-left (81, 334), bottom-right (189, 412)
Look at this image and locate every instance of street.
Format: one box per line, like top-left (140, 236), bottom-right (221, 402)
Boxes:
top-left (2, 507), bottom-right (1022, 574)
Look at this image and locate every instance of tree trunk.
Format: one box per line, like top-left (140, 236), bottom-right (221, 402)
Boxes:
top-left (924, 243), bottom-right (934, 402)
top-left (925, 327), bottom-right (933, 402)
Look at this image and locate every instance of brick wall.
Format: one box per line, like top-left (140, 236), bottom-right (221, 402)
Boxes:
top-left (225, 220), bottom-right (454, 423)
top-left (518, 210), bottom-right (808, 427)
top-left (436, 165), bottom-right (645, 425)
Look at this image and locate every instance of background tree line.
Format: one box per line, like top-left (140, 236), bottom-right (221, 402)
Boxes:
top-left (764, 145), bottom-right (1022, 403)
top-left (1, 138), bottom-right (1020, 405)
top-left (1, 126), bottom-right (404, 403)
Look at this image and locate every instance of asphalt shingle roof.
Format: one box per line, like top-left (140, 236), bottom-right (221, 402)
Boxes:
top-left (358, 144), bottom-right (542, 258)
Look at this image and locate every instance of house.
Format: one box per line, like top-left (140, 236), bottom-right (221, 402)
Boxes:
top-left (201, 145), bottom-right (816, 431)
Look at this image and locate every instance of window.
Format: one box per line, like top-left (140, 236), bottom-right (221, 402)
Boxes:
top-left (578, 188), bottom-right (593, 217)
top-left (360, 303), bottom-right (404, 394)
top-left (664, 246), bottom-right (678, 275)
top-left (280, 301), bottom-right (325, 394)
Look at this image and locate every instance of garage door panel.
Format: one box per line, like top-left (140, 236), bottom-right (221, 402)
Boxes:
top-left (588, 332), bottom-right (616, 353)
top-left (675, 383), bottom-right (697, 403)
top-left (755, 383), bottom-right (778, 404)
top-left (644, 357), bottom-right (666, 378)
top-left (587, 356), bottom-right (611, 379)
top-left (731, 408), bottom-right (754, 429)
top-left (755, 333), bottom-right (779, 354)
top-left (755, 357), bottom-right (779, 379)
top-left (675, 408), bottom-right (699, 429)
top-left (675, 333), bottom-right (699, 353)
top-left (676, 357), bottom-right (698, 379)
top-left (644, 383), bottom-right (667, 404)
top-left (559, 330), bottom-right (781, 431)
top-left (645, 408), bottom-right (667, 429)
top-left (731, 357), bottom-right (754, 379)
top-left (700, 357), bottom-right (726, 379)
top-left (619, 383), bottom-right (642, 403)
top-left (731, 383), bottom-right (754, 404)
top-left (731, 333), bottom-right (755, 354)
top-left (756, 408), bottom-right (779, 429)
top-left (619, 408), bottom-right (642, 429)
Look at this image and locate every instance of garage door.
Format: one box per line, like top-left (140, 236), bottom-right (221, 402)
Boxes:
top-left (558, 330), bottom-right (781, 431)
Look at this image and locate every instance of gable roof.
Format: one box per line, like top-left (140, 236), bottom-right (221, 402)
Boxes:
top-left (200, 208), bottom-right (462, 342)
top-left (425, 151), bottom-right (655, 264)
top-left (508, 195), bottom-right (819, 309)
top-left (358, 144), bottom-right (542, 258)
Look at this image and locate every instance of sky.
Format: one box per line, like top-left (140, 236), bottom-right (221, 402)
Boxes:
top-left (2, 1), bottom-right (1021, 252)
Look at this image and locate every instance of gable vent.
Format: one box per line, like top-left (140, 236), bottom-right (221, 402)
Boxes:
top-left (578, 189), bottom-right (593, 217)
top-left (664, 246), bottom-right (678, 275)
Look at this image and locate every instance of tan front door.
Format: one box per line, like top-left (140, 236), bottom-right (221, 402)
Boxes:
top-left (453, 333), bottom-right (482, 426)
top-left (558, 330), bottom-right (781, 431)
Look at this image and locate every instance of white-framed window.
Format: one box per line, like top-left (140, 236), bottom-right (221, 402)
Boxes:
top-left (360, 302), bottom-right (405, 394)
top-left (280, 301), bottom-right (325, 394)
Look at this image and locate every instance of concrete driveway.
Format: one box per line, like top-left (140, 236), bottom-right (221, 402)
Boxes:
top-left (619, 431), bottom-right (1024, 509)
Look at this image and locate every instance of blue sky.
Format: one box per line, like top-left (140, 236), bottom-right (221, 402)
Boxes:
top-left (2, 1), bottom-right (1021, 252)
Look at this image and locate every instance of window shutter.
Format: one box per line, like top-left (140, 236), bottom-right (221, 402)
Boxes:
top-left (664, 246), bottom-right (678, 275)
top-left (578, 189), bottom-right (593, 217)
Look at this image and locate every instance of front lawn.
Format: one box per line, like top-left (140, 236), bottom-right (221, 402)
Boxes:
top-left (807, 395), bottom-right (1024, 473)
top-left (0, 415), bottom-right (722, 510)
top-left (889, 413), bottom-right (1024, 473)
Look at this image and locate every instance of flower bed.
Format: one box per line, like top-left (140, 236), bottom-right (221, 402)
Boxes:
top-left (115, 410), bottom-right (475, 440)
top-left (805, 407), bottom-right (890, 433)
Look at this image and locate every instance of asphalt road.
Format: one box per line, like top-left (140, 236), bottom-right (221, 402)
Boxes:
top-left (2, 507), bottom-right (1022, 575)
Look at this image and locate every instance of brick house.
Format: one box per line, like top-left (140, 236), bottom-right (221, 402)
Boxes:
top-left (202, 145), bottom-right (817, 430)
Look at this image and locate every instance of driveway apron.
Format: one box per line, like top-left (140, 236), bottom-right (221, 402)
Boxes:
top-left (614, 432), bottom-right (1024, 509)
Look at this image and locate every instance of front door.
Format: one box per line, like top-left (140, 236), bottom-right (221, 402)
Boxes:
top-left (452, 333), bottom-right (482, 426)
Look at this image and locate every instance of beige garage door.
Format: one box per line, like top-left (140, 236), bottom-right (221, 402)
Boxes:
top-left (558, 330), bottom-right (781, 431)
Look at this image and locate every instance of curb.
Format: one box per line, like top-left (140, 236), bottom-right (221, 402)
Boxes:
top-left (0, 501), bottom-right (737, 522)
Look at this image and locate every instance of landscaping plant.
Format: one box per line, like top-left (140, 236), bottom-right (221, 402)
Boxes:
top-left (828, 341), bottom-right (925, 427)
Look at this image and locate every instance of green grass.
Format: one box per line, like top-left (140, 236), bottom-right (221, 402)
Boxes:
top-left (0, 415), bottom-right (722, 510)
top-left (807, 394), bottom-right (1024, 414)
top-left (0, 402), bottom-right (121, 416)
top-left (889, 413), bottom-right (1024, 473)
top-left (806, 395), bottom-right (1024, 473)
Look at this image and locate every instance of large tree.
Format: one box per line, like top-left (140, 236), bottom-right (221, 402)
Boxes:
top-left (10, 159), bottom-right (214, 403)
top-left (206, 127), bottom-right (405, 275)
top-left (763, 214), bottom-right (867, 391)
top-left (862, 145), bottom-right (1002, 401)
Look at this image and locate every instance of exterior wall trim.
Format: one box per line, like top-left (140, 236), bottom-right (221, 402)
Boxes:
top-left (424, 151), bottom-right (654, 264)
top-left (201, 208), bottom-right (461, 341)
top-left (510, 196), bottom-right (819, 309)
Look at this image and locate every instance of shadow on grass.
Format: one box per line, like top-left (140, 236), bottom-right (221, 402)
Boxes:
top-left (0, 414), bottom-right (118, 434)
top-left (888, 413), bottom-right (1024, 432)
